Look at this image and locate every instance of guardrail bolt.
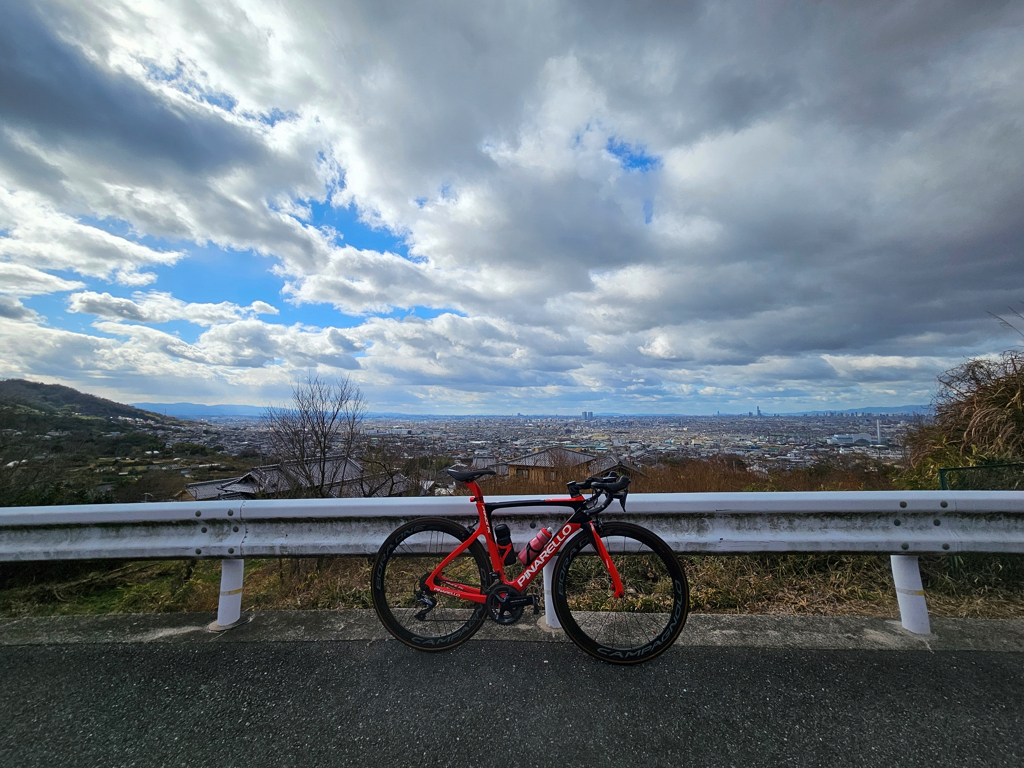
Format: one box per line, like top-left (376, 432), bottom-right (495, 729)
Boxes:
top-left (933, 519), bottom-right (941, 526)
top-left (940, 501), bottom-right (948, 508)
top-left (901, 543), bottom-right (910, 550)
top-left (894, 519), bottom-right (901, 526)
top-left (228, 510), bottom-right (234, 516)
top-left (201, 527), bottom-right (207, 533)
top-left (195, 511), bottom-right (202, 517)
top-left (195, 548), bottom-right (202, 555)
top-left (233, 526), bottom-right (239, 532)
top-left (228, 548), bottom-right (235, 554)
top-left (942, 543), bottom-right (951, 550)
top-left (899, 501), bottom-right (907, 509)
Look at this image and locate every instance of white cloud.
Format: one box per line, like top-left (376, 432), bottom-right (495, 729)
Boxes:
top-left (68, 290), bottom-right (280, 326)
top-left (90, 317), bottom-right (361, 371)
top-left (0, 189), bottom-right (183, 284)
top-left (0, 262), bottom-right (84, 297)
top-left (1, 1), bottom-right (1023, 411)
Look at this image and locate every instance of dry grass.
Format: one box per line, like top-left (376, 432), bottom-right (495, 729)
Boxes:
top-left (3, 551), bottom-right (1023, 620)
top-left (467, 456), bottom-right (899, 497)
top-left (0, 558), bottom-right (376, 617)
top-left (903, 349), bottom-right (1024, 487)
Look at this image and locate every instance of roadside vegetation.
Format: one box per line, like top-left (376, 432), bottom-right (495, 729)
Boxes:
top-left (3, 453), bottom-right (1022, 620)
top-left (3, 357), bottom-right (1024, 621)
top-left (0, 378), bottom-right (249, 507)
top-left (901, 349), bottom-right (1024, 489)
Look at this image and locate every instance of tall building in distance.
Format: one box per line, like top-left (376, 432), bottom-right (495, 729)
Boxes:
top-left (581, 411), bottom-right (594, 421)
top-left (757, 406), bottom-right (762, 417)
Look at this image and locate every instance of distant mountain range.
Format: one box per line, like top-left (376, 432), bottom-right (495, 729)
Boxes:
top-left (0, 379), bottom-right (179, 423)
top-left (130, 401), bottom-right (932, 418)
top-left (132, 402), bottom-right (267, 418)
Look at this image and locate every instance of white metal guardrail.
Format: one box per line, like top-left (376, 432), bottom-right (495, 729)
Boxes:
top-left (2, 491), bottom-right (1023, 635)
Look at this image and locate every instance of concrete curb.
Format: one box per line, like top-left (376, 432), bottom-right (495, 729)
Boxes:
top-left (2, 610), bottom-right (1024, 652)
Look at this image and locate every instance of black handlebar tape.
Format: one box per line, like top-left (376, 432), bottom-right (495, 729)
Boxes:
top-left (609, 476), bottom-right (630, 492)
top-left (591, 476), bottom-right (630, 493)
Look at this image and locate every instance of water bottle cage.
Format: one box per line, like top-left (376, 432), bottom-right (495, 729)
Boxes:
top-left (498, 543), bottom-right (517, 566)
top-left (493, 523), bottom-right (518, 566)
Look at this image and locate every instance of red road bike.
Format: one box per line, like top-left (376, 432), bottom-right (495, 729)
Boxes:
top-left (371, 468), bottom-right (689, 664)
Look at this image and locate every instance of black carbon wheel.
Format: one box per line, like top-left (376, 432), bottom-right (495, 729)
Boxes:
top-left (371, 518), bottom-right (491, 651)
top-left (552, 522), bottom-right (688, 665)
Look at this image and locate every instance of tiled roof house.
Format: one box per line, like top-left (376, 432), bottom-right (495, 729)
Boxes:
top-left (505, 447), bottom-right (595, 481)
top-left (184, 455), bottom-right (415, 500)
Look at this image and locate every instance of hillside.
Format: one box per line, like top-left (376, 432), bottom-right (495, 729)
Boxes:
top-left (0, 379), bottom-right (179, 424)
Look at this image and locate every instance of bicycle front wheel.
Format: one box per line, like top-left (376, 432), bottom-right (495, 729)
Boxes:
top-left (552, 521), bottom-right (688, 665)
top-left (372, 518), bottom-right (491, 651)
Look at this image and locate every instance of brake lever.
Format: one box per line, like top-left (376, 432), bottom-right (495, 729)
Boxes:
top-left (616, 488), bottom-right (628, 511)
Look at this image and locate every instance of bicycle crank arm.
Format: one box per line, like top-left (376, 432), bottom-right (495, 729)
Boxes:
top-left (502, 594), bottom-right (540, 613)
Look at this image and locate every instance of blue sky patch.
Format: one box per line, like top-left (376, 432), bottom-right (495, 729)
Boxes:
top-left (303, 199), bottom-right (410, 257)
top-left (144, 60), bottom-right (238, 113)
top-left (249, 107), bottom-right (298, 127)
top-left (606, 137), bottom-right (661, 173)
top-left (24, 207), bottom-right (457, 345)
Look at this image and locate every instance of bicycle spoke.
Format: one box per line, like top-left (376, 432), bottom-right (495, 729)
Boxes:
top-left (554, 523), bottom-right (688, 664)
top-left (372, 519), bottom-right (489, 649)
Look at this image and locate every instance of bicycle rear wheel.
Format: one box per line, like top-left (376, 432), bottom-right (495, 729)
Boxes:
top-left (372, 518), bottom-right (491, 651)
top-left (552, 521), bottom-right (688, 664)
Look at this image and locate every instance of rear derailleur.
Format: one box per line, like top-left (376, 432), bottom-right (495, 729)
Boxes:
top-left (414, 575), bottom-right (437, 621)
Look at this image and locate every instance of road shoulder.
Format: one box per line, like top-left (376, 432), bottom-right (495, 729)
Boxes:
top-left (2, 609), bottom-right (1024, 651)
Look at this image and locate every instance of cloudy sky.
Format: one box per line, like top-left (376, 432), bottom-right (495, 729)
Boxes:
top-left (2, 1), bottom-right (1023, 414)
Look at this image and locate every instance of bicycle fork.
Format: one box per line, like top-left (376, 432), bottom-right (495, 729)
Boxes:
top-left (587, 520), bottom-right (625, 599)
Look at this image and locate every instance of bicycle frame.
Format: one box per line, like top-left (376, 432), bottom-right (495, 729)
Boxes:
top-left (424, 480), bottom-right (625, 603)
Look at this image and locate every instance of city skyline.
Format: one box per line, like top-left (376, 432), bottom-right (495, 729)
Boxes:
top-left (2, 2), bottom-right (1023, 415)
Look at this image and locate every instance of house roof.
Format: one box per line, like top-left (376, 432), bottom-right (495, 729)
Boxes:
top-left (185, 455), bottom-right (417, 500)
top-left (506, 447), bottom-right (595, 468)
top-left (234, 456), bottom-right (364, 495)
top-left (590, 453), bottom-right (646, 476)
top-left (463, 455), bottom-right (508, 476)
top-left (185, 478), bottom-right (246, 501)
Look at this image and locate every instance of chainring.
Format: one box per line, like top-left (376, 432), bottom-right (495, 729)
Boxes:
top-left (486, 583), bottom-right (525, 625)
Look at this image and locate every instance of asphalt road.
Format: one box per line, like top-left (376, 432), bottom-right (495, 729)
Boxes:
top-left (2, 637), bottom-right (1022, 768)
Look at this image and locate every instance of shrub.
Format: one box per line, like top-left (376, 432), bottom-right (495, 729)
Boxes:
top-left (904, 350), bottom-right (1024, 487)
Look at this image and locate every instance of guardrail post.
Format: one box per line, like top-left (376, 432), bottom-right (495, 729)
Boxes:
top-left (890, 555), bottom-right (931, 635)
top-left (211, 559), bottom-right (245, 631)
top-left (542, 560), bottom-right (560, 629)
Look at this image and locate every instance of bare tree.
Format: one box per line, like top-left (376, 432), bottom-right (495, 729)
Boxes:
top-left (357, 436), bottom-right (415, 497)
top-left (262, 373), bottom-right (365, 498)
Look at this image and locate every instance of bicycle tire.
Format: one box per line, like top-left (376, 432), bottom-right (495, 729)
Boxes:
top-left (552, 521), bottom-right (688, 665)
top-left (371, 517), bottom-right (491, 651)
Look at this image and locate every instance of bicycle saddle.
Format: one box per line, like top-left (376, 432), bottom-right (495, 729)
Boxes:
top-left (446, 467), bottom-right (497, 483)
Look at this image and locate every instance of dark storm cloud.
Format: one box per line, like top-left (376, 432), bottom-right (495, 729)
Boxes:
top-left (0, 3), bottom-right (264, 179)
